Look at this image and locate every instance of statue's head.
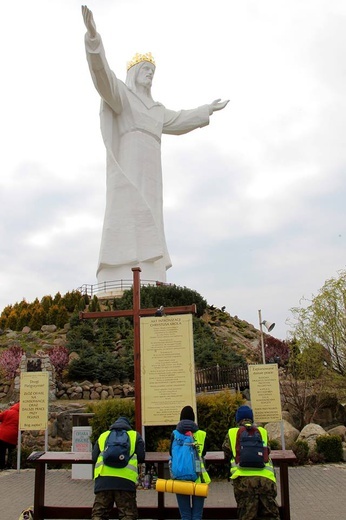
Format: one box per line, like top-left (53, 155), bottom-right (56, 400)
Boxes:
top-left (126, 52), bottom-right (156, 92)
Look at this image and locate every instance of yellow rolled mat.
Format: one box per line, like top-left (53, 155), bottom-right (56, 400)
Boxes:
top-left (155, 478), bottom-right (209, 497)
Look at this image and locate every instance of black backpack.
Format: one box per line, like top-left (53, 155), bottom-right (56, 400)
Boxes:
top-left (102, 429), bottom-right (131, 468)
top-left (235, 424), bottom-right (269, 468)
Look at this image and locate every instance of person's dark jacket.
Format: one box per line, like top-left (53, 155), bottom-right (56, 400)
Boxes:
top-left (169, 419), bottom-right (208, 457)
top-left (92, 417), bottom-right (145, 492)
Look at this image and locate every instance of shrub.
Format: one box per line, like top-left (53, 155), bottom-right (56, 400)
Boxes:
top-left (145, 425), bottom-right (175, 452)
top-left (118, 285), bottom-right (207, 317)
top-left (86, 399), bottom-right (135, 443)
top-left (315, 435), bottom-right (343, 462)
top-left (29, 306), bottom-right (47, 330)
top-left (67, 346), bottom-right (132, 383)
top-left (268, 438), bottom-right (281, 450)
top-left (6, 310), bottom-right (19, 330)
top-left (292, 440), bottom-right (309, 465)
top-left (16, 309), bottom-right (32, 330)
top-left (67, 350), bottom-right (99, 382)
top-left (48, 345), bottom-right (69, 378)
top-left (85, 390), bottom-right (244, 455)
top-left (0, 344), bottom-right (24, 379)
top-left (309, 450), bottom-right (325, 464)
top-left (11, 446), bottom-right (35, 469)
top-left (61, 291), bottom-right (84, 313)
top-left (47, 304), bottom-right (69, 328)
top-left (89, 296), bottom-right (101, 312)
top-left (196, 390), bottom-right (244, 451)
top-left (41, 295), bottom-right (53, 313)
top-left (156, 438), bottom-right (171, 452)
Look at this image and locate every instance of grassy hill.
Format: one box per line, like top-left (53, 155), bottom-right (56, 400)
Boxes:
top-left (0, 285), bottom-right (271, 383)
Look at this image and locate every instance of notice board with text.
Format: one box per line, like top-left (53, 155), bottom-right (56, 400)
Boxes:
top-left (19, 371), bottom-right (49, 430)
top-left (248, 364), bottom-right (282, 423)
top-left (140, 314), bottom-right (196, 426)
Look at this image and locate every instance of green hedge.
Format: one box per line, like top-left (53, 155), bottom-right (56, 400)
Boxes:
top-left (315, 435), bottom-right (343, 463)
top-left (86, 390), bottom-right (245, 450)
top-left (292, 439), bottom-right (309, 465)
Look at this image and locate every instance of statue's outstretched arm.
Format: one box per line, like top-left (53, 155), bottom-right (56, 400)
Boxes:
top-left (82, 5), bottom-right (97, 38)
top-left (208, 99), bottom-right (230, 115)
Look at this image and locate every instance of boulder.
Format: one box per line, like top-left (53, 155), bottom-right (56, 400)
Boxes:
top-left (308, 395), bottom-right (346, 427)
top-left (41, 324), bottom-right (57, 333)
top-left (281, 410), bottom-right (296, 426)
top-left (265, 420), bottom-right (300, 449)
top-left (326, 425), bottom-right (346, 441)
top-left (56, 411), bottom-right (73, 440)
top-left (297, 423), bottom-right (328, 451)
top-left (22, 326), bottom-right (31, 334)
top-left (343, 443), bottom-right (346, 462)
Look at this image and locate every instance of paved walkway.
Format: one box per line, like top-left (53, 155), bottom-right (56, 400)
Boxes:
top-left (1, 463), bottom-right (346, 520)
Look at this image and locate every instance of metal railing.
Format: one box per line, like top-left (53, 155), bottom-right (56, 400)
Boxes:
top-left (195, 364), bottom-right (249, 393)
top-left (77, 279), bottom-right (172, 298)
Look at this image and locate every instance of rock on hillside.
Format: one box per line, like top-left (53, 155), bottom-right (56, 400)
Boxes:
top-left (0, 323), bottom-right (69, 351)
top-left (202, 306), bottom-right (261, 363)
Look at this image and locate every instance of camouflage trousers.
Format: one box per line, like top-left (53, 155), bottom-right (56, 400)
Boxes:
top-left (232, 476), bottom-right (280, 520)
top-left (91, 490), bottom-right (138, 520)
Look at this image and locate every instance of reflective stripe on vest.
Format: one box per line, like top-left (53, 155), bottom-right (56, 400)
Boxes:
top-left (193, 430), bottom-right (211, 484)
top-left (228, 427), bottom-right (276, 483)
top-left (94, 429), bottom-right (138, 483)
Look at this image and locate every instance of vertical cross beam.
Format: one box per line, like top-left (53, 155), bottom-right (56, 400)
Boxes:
top-left (132, 268), bottom-right (142, 433)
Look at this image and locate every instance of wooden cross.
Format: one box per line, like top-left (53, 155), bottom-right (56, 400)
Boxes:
top-left (79, 267), bottom-right (196, 433)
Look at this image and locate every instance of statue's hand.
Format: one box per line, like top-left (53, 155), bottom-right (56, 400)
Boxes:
top-left (209, 99), bottom-right (230, 115)
top-left (82, 5), bottom-right (97, 38)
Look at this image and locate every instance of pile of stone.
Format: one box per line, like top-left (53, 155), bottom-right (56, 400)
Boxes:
top-left (55, 380), bottom-right (135, 400)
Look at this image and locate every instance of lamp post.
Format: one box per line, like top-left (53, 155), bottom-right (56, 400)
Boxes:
top-left (258, 309), bottom-right (275, 364)
top-left (258, 309), bottom-right (285, 450)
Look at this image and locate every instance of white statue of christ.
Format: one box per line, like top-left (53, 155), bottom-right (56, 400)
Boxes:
top-left (82, 5), bottom-right (229, 284)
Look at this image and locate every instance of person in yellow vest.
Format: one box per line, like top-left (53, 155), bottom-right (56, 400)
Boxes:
top-left (222, 405), bottom-right (280, 520)
top-left (169, 405), bottom-right (211, 520)
top-left (91, 416), bottom-right (145, 520)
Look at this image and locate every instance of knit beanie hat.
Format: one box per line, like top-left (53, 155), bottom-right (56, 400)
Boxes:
top-left (180, 406), bottom-right (195, 421)
top-left (235, 405), bottom-right (254, 423)
top-left (117, 416), bottom-right (132, 427)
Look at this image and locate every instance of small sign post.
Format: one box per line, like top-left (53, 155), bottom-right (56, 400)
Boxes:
top-left (72, 426), bottom-right (93, 479)
top-left (18, 371), bottom-right (49, 471)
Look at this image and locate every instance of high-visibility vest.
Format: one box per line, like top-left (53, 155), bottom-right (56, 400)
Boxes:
top-left (94, 429), bottom-right (138, 483)
top-left (228, 427), bottom-right (276, 483)
top-left (193, 430), bottom-right (211, 484)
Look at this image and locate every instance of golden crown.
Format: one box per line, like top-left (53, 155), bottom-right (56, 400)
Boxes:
top-left (126, 52), bottom-right (156, 71)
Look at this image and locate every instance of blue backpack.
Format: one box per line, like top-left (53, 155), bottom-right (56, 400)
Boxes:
top-left (102, 429), bottom-right (131, 468)
top-left (170, 430), bottom-right (200, 481)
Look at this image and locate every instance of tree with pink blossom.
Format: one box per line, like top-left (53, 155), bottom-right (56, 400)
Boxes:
top-left (48, 345), bottom-right (69, 378)
top-left (0, 344), bottom-right (24, 380)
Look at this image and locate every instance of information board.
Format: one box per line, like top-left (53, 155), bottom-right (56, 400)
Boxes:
top-left (140, 314), bottom-right (196, 426)
top-left (248, 364), bottom-right (282, 423)
top-left (19, 372), bottom-right (49, 430)
top-left (72, 426), bottom-right (92, 452)
top-left (72, 426), bottom-right (93, 479)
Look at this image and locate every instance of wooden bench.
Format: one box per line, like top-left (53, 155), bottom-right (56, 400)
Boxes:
top-left (28, 450), bottom-right (296, 520)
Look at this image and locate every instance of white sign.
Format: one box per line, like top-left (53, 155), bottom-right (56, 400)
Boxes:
top-left (72, 426), bottom-right (93, 480)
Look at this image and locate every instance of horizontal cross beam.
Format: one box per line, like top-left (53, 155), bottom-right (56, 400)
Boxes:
top-left (79, 304), bottom-right (196, 321)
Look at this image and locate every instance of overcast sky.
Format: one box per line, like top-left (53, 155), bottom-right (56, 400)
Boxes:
top-left (1, 0), bottom-right (345, 340)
